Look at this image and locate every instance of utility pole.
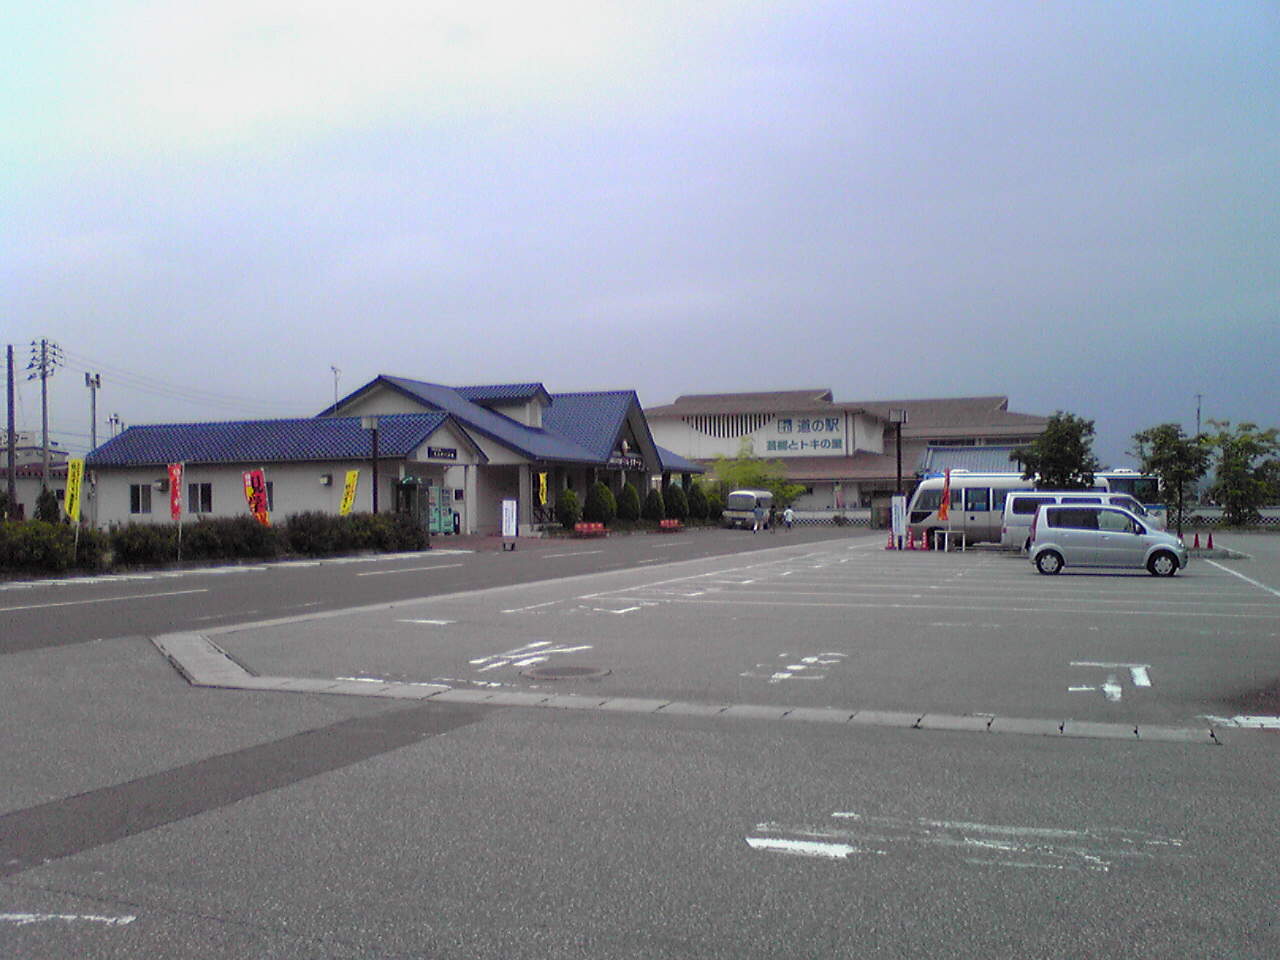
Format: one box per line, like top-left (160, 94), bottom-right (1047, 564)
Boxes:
top-left (26, 338), bottom-right (63, 490)
top-left (1194, 394), bottom-right (1202, 438)
top-left (6, 345), bottom-right (15, 519)
top-left (85, 372), bottom-right (102, 449)
top-left (330, 366), bottom-right (341, 413)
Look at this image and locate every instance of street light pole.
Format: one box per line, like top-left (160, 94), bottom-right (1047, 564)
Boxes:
top-left (889, 409), bottom-right (908, 496)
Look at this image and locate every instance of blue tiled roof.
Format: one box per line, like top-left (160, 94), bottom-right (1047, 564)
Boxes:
top-left (542, 391), bottom-right (636, 462)
top-left (456, 383), bottom-right (550, 405)
top-left (656, 445), bottom-right (705, 474)
top-left (378, 377), bottom-right (602, 463)
top-left (85, 413), bottom-right (453, 467)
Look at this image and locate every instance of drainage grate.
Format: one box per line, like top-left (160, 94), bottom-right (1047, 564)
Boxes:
top-left (521, 665), bottom-right (612, 680)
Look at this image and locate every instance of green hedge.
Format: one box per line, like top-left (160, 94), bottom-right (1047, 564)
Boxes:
top-left (0, 512), bottom-right (429, 575)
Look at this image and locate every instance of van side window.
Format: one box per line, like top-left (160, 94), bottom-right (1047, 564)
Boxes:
top-left (1012, 496), bottom-right (1053, 515)
top-left (964, 488), bottom-right (990, 512)
top-left (1098, 510), bottom-right (1133, 533)
top-left (1049, 507), bottom-right (1098, 530)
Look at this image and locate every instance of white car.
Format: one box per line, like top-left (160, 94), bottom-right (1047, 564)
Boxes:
top-left (1029, 504), bottom-right (1188, 576)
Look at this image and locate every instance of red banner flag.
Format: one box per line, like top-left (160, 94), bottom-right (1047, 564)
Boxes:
top-left (242, 468), bottom-right (270, 526)
top-left (938, 469), bottom-right (951, 522)
top-left (168, 462), bottom-right (184, 521)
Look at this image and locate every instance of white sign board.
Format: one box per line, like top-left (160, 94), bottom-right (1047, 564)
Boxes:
top-left (501, 499), bottom-right (518, 538)
top-left (891, 495), bottom-right (907, 541)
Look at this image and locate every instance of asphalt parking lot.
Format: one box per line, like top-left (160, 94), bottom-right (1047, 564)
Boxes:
top-left (210, 533), bottom-right (1280, 731)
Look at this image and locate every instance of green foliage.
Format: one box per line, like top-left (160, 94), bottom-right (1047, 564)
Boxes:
top-left (663, 483), bottom-right (689, 520)
top-left (35, 488), bottom-right (61, 523)
top-left (111, 523), bottom-right (178, 565)
top-left (1130, 423), bottom-right (1212, 535)
top-left (686, 483), bottom-right (709, 520)
top-left (583, 481), bottom-right (616, 525)
top-left (705, 489), bottom-right (724, 520)
top-left (555, 489), bottom-right (581, 529)
top-left (615, 482), bottom-right (642, 522)
top-left (708, 440), bottom-right (806, 506)
top-left (641, 487), bottom-right (666, 522)
top-left (1204, 420), bottom-right (1280, 525)
top-left (1012, 411), bottom-right (1101, 490)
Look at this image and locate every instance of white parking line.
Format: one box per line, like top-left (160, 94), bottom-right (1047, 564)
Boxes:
top-left (0, 588), bottom-right (208, 613)
top-left (357, 564), bottom-right (464, 577)
top-left (1204, 559), bottom-right (1280, 599)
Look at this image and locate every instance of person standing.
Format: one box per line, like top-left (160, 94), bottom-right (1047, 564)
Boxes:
top-left (783, 506), bottom-right (794, 530)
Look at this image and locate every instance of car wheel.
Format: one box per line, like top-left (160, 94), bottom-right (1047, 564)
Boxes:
top-left (1035, 550), bottom-right (1064, 575)
top-left (1148, 551), bottom-right (1179, 577)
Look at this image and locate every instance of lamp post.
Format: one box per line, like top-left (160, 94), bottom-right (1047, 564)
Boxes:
top-left (361, 416), bottom-right (380, 514)
top-left (889, 409), bottom-right (908, 495)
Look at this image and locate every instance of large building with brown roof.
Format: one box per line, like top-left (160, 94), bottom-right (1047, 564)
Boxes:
top-left (644, 391), bottom-right (1048, 511)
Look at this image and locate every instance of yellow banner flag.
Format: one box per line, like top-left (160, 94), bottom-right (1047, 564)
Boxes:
top-left (340, 469), bottom-right (360, 516)
top-left (538, 471), bottom-right (548, 506)
top-left (63, 459), bottom-right (85, 523)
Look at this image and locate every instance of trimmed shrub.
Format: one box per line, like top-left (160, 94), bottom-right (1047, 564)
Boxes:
top-left (663, 484), bottom-right (689, 521)
top-left (705, 491), bottom-right (725, 521)
top-left (686, 484), bottom-right (709, 521)
top-left (616, 483), bottom-right (641, 522)
top-left (284, 511), bottom-right (341, 555)
top-left (111, 522), bottom-right (178, 566)
top-left (35, 489), bottom-right (61, 523)
top-left (0, 521), bottom-right (76, 572)
top-left (556, 489), bottom-right (581, 530)
top-left (583, 481), bottom-right (616, 525)
top-left (641, 487), bottom-right (666, 522)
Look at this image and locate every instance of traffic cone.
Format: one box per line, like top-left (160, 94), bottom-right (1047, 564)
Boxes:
top-left (1207, 532), bottom-right (1214, 550)
top-left (906, 530), bottom-right (916, 550)
top-left (921, 530), bottom-right (930, 550)
top-left (1192, 533), bottom-right (1200, 549)
top-left (885, 532), bottom-right (896, 550)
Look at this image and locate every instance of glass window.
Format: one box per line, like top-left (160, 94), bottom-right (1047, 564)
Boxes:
top-left (914, 490), bottom-right (942, 511)
top-left (1049, 507), bottom-right (1098, 530)
top-left (1098, 510), bottom-right (1134, 533)
top-left (188, 482), bottom-right (213, 514)
top-left (129, 484), bottom-right (152, 514)
top-left (964, 487), bottom-right (990, 511)
top-left (1012, 496), bottom-right (1054, 515)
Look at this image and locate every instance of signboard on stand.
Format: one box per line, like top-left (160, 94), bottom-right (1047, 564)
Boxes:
top-left (501, 498), bottom-right (518, 551)
top-left (891, 495), bottom-right (907, 549)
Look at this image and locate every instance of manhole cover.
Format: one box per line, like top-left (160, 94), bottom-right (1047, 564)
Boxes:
top-left (521, 665), bottom-right (612, 680)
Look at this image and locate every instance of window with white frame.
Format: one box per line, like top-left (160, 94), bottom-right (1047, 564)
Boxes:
top-left (188, 482), bottom-right (213, 514)
top-left (129, 483), bottom-right (152, 514)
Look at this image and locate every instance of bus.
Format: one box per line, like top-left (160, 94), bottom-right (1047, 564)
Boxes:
top-left (906, 469), bottom-right (1164, 546)
top-left (723, 489), bottom-right (774, 530)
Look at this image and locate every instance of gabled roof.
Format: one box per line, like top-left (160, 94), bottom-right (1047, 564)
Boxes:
top-left (84, 413), bottom-right (462, 467)
top-left (336, 376), bottom-right (605, 464)
top-left (655, 445), bottom-right (704, 474)
top-left (542, 391), bottom-right (638, 462)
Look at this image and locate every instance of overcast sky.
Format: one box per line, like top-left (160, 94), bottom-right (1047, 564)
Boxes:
top-left (3, 1), bottom-right (1277, 467)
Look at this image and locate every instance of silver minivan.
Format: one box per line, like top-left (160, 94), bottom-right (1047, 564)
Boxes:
top-left (1002, 491), bottom-right (1163, 551)
top-left (1029, 504), bottom-right (1188, 576)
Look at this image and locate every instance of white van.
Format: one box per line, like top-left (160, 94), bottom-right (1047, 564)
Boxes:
top-left (906, 472), bottom-right (1035, 545)
top-left (1002, 491), bottom-right (1163, 551)
top-left (723, 489), bottom-right (774, 530)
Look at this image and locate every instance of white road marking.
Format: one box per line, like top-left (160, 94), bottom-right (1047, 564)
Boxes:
top-left (1129, 666), bottom-right (1152, 687)
top-left (745, 837), bottom-right (857, 859)
top-left (397, 619), bottom-right (455, 625)
top-left (0, 588), bottom-right (208, 613)
top-left (1201, 715), bottom-right (1280, 729)
top-left (1101, 676), bottom-right (1123, 702)
top-left (544, 550), bottom-right (604, 558)
top-left (1204, 559), bottom-right (1280, 598)
top-left (357, 563), bottom-right (464, 577)
top-left (1, 913), bottom-right (136, 926)
top-left (501, 600), bottom-right (561, 613)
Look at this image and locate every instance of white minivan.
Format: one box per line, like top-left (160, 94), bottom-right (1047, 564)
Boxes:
top-left (1001, 491), bottom-right (1163, 551)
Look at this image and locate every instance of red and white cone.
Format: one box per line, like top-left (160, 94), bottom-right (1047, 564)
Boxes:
top-left (885, 532), bottom-right (896, 550)
top-left (1192, 533), bottom-right (1200, 549)
top-left (1207, 532), bottom-right (1214, 550)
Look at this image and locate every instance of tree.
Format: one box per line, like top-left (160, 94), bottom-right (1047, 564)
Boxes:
top-left (582, 481), bottom-right (616, 525)
top-left (710, 439), bottom-right (806, 506)
top-left (615, 482), bottom-right (641, 522)
top-left (663, 483), bottom-right (689, 520)
top-left (1012, 412), bottom-right (1101, 490)
top-left (641, 487), bottom-right (665, 522)
top-left (1204, 420), bottom-right (1280, 526)
top-left (555, 488), bottom-right (580, 530)
top-left (35, 488), bottom-right (61, 523)
top-left (1130, 423), bottom-right (1211, 536)
top-left (686, 483), bottom-right (709, 521)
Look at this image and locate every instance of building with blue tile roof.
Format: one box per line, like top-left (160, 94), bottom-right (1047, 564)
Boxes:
top-left (85, 375), bottom-right (701, 536)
